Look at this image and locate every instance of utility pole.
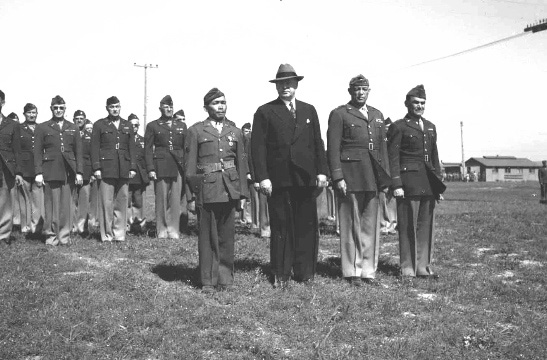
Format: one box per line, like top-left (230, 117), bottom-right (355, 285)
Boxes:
top-left (524, 18), bottom-right (547, 33)
top-left (133, 63), bottom-right (158, 129)
top-left (461, 121), bottom-right (465, 182)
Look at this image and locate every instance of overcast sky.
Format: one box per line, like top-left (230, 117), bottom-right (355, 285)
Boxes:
top-left (1, 0), bottom-right (546, 162)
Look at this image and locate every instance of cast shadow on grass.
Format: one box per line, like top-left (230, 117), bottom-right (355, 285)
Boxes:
top-left (316, 257), bottom-right (400, 279)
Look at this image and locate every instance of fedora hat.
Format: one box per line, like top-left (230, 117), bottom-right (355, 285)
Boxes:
top-left (269, 64), bottom-right (304, 83)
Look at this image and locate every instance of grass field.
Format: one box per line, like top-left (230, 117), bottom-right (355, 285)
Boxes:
top-left (1, 182), bottom-right (546, 359)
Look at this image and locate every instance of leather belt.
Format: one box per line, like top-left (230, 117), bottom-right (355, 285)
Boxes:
top-left (198, 159), bottom-right (235, 174)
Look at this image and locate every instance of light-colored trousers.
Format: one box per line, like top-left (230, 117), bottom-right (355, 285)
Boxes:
top-left (73, 181), bottom-right (91, 234)
top-left (98, 178), bottom-right (129, 241)
top-left (338, 192), bottom-right (381, 279)
top-left (11, 186), bottom-right (20, 226)
top-left (242, 183), bottom-right (259, 225)
top-left (397, 196), bottom-right (436, 277)
top-left (0, 167), bottom-right (15, 241)
top-left (89, 181), bottom-right (99, 227)
top-left (379, 192), bottom-right (397, 232)
top-left (128, 183), bottom-right (147, 227)
top-left (43, 180), bottom-right (75, 245)
top-left (154, 173), bottom-right (182, 239)
top-left (18, 177), bottom-right (44, 234)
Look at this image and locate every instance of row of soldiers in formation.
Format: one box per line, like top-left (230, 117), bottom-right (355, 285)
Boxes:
top-left (0, 63), bottom-right (446, 291)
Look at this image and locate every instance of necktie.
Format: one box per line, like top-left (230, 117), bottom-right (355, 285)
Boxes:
top-left (419, 119), bottom-right (424, 131)
top-left (289, 102), bottom-right (296, 119)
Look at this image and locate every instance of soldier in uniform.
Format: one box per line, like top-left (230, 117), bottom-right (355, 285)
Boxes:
top-left (84, 120), bottom-right (99, 228)
top-left (34, 96), bottom-right (83, 245)
top-left (91, 96), bottom-right (136, 242)
top-left (7, 113), bottom-right (22, 229)
top-left (145, 95), bottom-right (186, 239)
top-left (17, 103), bottom-right (44, 236)
top-left (0, 90), bottom-right (23, 243)
top-left (539, 160), bottom-right (547, 204)
top-left (387, 85), bottom-right (446, 279)
top-left (251, 64), bottom-right (328, 289)
top-left (174, 109), bottom-right (191, 234)
top-left (186, 88), bottom-right (249, 293)
top-left (71, 110), bottom-right (94, 236)
top-left (127, 114), bottom-right (149, 233)
top-left (327, 74), bottom-right (391, 286)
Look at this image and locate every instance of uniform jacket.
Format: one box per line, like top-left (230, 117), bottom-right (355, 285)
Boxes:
top-left (251, 98), bottom-right (328, 188)
top-left (130, 133), bottom-right (149, 185)
top-left (91, 117), bottom-right (136, 179)
top-left (0, 113), bottom-right (22, 177)
top-left (34, 119), bottom-right (83, 182)
top-left (78, 128), bottom-right (93, 181)
top-left (387, 115), bottom-right (445, 197)
top-left (144, 117), bottom-right (186, 178)
top-left (19, 121), bottom-right (37, 178)
top-left (244, 132), bottom-right (255, 181)
top-left (185, 118), bottom-right (249, 206)
top-left (539, 167), bottom-right (547, 184)
top-left (327, 103), bottom-right (391, 192)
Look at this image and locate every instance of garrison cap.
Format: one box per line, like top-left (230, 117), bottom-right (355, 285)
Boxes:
top-left (242, 122), bottom-right (251, 130)
top-left (106, 96), bottom-right (120, 106)
top-left (406, 85), bottom-right (426, 99)
top-left (7, 112), bottom-right (18, 120)
top-left (128, 113), bottom-right (139, 121)
top-left (349, 74), bottom-right (369, 87)
top-left (73, 110), bottom-right (86, 118)
top-left (160, 95), bottom-right (173, 106)
top-left (24, 103), bottom-right (37, 113)
top-left (203, 88), bottom-right (224, 105)
top-left (269, 63), bottom-right (304, 83)
top-left (174, 109), bottom-right (185, 117)
top-left (51, 95), bottom-right (66, 105)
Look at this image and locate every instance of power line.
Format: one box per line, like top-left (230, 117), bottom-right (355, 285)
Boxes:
top-left (407, 18), bottom-right (546, 68)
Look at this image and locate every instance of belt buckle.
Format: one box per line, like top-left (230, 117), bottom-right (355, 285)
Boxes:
top-left (425, 155), bottom-right (429, 162)
top-left (169, 145), bottom-right (173, 151)
top-left (115, 143), bottom-right (119, 150)
top-left (368, 143), bottom-right (374, 150)
top-left (61, 146), bottom-right (64, 152)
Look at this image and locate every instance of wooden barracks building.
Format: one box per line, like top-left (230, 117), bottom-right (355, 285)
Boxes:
top-left (464, 156), bottom-right (542, 182)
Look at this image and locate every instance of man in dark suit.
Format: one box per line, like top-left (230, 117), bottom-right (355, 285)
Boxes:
top-left (34, 96), bottom-right (83, 245)
top-left (186, 88), bottom-right (249, 292)
top-left (91, 96), bottom-right (136, 242)
top-left (144, 95), bottom-right (186, 240)
top-left (0, 90), bottom-right (23, 243)
top-left (127, 114), bottom-right (149, 233)
top-left (18, 103), bottom-right (44, 236)
top-left (252, 64), bottom-right (329, 288)
top-left (539, 161), bottom-right (547, 204)
top-left (327, 74), bottom-right (391, 287)
top-left (72, 110), bottom-right (94, 236)
top-left (387, 85), bottom-right (446, 279)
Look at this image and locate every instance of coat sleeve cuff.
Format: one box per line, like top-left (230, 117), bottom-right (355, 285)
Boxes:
top-left (331, 168), bottom-right (344, 181)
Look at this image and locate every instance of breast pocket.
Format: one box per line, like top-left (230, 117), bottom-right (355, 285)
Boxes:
top-left (343, 122), bottom-right (363, 140)
top-left (198, 137), bottom-right (216, 157)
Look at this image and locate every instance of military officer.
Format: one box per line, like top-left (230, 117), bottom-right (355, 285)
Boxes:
top-left (91, 96), bottom-right (136, 242)
top-left (34, 96), bottom-right (83, 245)
top-left (174, 108), bottom-right (191, 234)
top-left (17, 103), bottom-right (44, 236)
top-left (387, 85), bottom-right (446, 279)
top-left (186, 88), bottom-right (249, 293)
top-left (72, 110), bottom-right (94, 236)
top-left (539, 160), bottom-right (547, 203)
top-left (6, 112), bottom-right (22, 229)
top-left (144, 95), bottom-right (186, 239)
top-left (327, 74), bottom-right (391, 286)
top-left (84, 120), bottom-right (99, 228)
top-left (127, 114), bottom-right (149, 233)
top-left (0, 90), bottom-right (23, 243)
top-left (251, 64), bottom-right (328, 288)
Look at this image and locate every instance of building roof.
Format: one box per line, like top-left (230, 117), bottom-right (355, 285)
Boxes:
top-left (466, 156), bottom-right (541, 168)
top-left (441, 162), bottom-right (462, 167)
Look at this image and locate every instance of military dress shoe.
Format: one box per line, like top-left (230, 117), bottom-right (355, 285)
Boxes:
top-left (273, 275), bottom-right (290, 290)
top-left (217, 284), bottom-right (233, 291)
top-left (417, 274), bottom-right (440, 280)
top-left (348, 277), bottom-right (363, 287)
top-left (362, 278), bottom-right (381, 286)
top-left (201, 285), bottom-right (215, 294)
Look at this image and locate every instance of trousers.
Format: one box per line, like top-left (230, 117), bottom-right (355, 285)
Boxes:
top-left (98, 178), bottom-right (129, 241)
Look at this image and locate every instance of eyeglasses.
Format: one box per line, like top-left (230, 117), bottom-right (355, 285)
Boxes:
top-left (53, 106), bottom-right (65, 110)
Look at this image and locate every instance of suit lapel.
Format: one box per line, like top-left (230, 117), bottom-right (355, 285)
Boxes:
top-left (0, 115), bottom-right (8, 130)
top-left (346, 104), bottom-right (368, 122)
top-left (292, 100), bottom-right (307, 143)
top-left (219, 122), bottom-right (234, 138)
top-left (404, 117), bottom-right (423, 133)
top-left (203, 121), bottom-right (219, 138)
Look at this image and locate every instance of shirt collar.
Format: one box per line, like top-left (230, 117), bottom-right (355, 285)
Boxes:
top-left (280, 98), bottom-right (296, 110)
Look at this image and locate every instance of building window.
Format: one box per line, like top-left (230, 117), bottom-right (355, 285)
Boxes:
top-left (493, 168), bottom-right (498, 173)
top-left (530, 168), bottom-right (535, 174)
top-left (505, 167), bottom-right (511, 173)
top-left (516, 168), bottom-right (523, 174)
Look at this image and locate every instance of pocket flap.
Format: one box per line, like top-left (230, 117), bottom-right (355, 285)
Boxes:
top-left (340, 148), bottom-right (363, 162)
top-left (401, 163), bottom-right (420, 172)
